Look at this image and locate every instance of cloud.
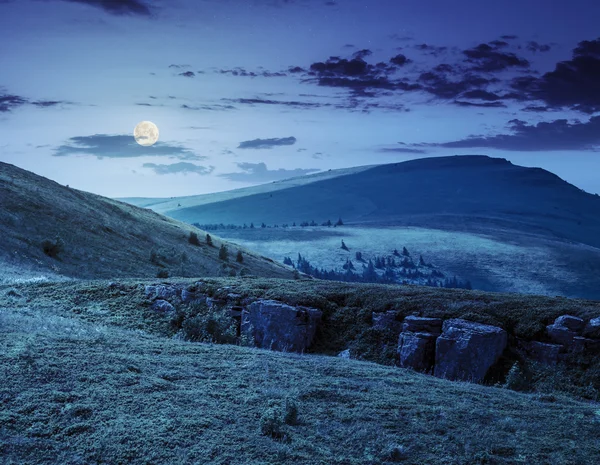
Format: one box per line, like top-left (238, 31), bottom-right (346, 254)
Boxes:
top-left (220, 162), bottom-right (319, 182)
top-left (1, 91), bottom-right (71, 112)
top-left (181, 103), bottom-right (236, 111)
top-left (143, 162), bottom-right (215, 175)
top-left (500, 35), bottom-right (518, 40)
top-left (179, 71), bottom-right (195, 78)
top-left (511, 38), bottom-right (600, 113)
top-left (53, 134), bottom-right (205, 160)
top-left (378, 147), bottom-right (428, 154)
top-left (418, 71), bottom-right (494, 99)
top-left (414, 43), bottom-right (448, 57)
top-left (526, 41), bottom-right (552, 53)
top-left (60, 0), bottom-right (152, 16)
top-left (222, 97), bottom-right (327, 109)
top-left (418, 116), bottom-right (600, 152)
top-left (237, 136), bottom-right (297, 149)
top-left (390, 54), bottom-right (411, 66)
top-left (462, 43), bottom-right (530, 72)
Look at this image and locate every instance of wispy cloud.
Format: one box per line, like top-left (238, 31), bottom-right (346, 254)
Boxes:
top-left (143, 162), bottom-right (215, 175)
top-left (237, 136), bottom-right (297, 149)
top-left (220, 162), bottom-right (319, 182)
top-left (54, 134), bottom-right (205, 160)
top-left (59, 0), bottom-right (152, 16)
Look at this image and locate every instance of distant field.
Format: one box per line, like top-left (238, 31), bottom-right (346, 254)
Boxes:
top-left (213, 225), bottom-right (600, 299)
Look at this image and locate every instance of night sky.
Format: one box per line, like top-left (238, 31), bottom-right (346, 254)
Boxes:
top-left (1, 0), bottom-right (600, 197)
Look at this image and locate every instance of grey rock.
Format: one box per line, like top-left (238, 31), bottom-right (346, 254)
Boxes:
top-left (241, 299), bottom-right (322, 353)
top-left (553, 315), bottom-right (585, 333)
top-left (397, 331), bottom-right (438, 373)
top-left (583, 317), bottom-right (600, 339)
top-left (546, 324), bottom-right (578, 347)
top-left (145, 284), bottom-right (181, 301)
top-left (402, 316), bottom-right (443, 335)
top-left (181, 287), bottom-right (206, 304)
top-left (338, 349), bottom-right (351, 359)
top-left (206, 297), bottom-right (227, 309)
top-left (572, 336), bottom-right (600, 353)
top-left (527, 341), bottom-right (562, 365)
top-left (434, 319), bottom-right (507, 383)
top-left (151, 299), bottom-right (175, 314)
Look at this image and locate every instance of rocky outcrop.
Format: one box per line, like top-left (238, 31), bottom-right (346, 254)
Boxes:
top-left (241, 300), bottom-right (322, 353)
top-left (583, 317), bottom-right (600, 339)
top-left (181, 287), bottom-right (207, 304)
top-left (145, 284), bottom-right (182, 301)
top-left (396, 316), bottom-right (442, 373)
top-left (553, 315), bottom-right (585, 332)
top-left (434, 319), bottom-right (507, 383)
top-left (151, 299), bottom-right (175, 314)
top-left (525, 341), bottom-right (562, 365)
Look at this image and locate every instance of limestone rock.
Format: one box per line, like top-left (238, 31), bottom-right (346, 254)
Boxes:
top-left (206, 297), bottom-right (227, 309)
top-left (402, 316), bottom-right (443, 335)
top-left (151, 299), bottom-right (175, 314)
top-left (434, 319), bottom-right (507, 383)
top-left (527, 341), bottom-right (562, 365)
top-left (546, 324), bottom-right (578, 347)
top-left (583, 317), bottom-right (600, 339)
top-left (397, 331), bottom-right (437, 373)
top-left (145, 284), bottom-right (181, 301)
top-left (181, 287), bottom-right (206, 304)
top-left (337, 349), bottom-right (351, 359)
top-left (241, 299), bottom-right (322, 353)
top-left (553, 315), bottom-right (585, 333)
top-left (572, 336), bottom-right (600, 353)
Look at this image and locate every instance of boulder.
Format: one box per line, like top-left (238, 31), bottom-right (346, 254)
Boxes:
top-left (434, 319), bottom-right (507, 383)
top-left (181, 287), bottom-right (207, 304)
top-left (583, 317), bottom-right (600, 339)
top-left (206, 297), bottom-right (227, 309)
top-left (397, 331), bottom-right (437, 373)
top-left (145, 284), bottom-right (181, 301)
top-left (241, 300), bottom-right (322, 353)
top-left (546, 324), bottom-right (578, 347)
top-left (337, 349), bottom-right (351, 359)
top-left (527, 341), bottom-right (562, 365)
top-left (372, 311), bottom-right (402, 335)
top-left (553, 315), bottom-right (585, 333)
top-left (151, 299), bottom-right (175, 314)
top-left (572, 337), bottom-right (600, 353)
top-left (402, 316), bottom-right (443, 335)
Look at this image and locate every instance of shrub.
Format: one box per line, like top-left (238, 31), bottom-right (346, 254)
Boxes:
top-left (260, 407), bottom-right (285, 439)
top-left (181, 309), bottom-right (237, 344)
top-left (206, 234), bottom-right (213, 246)
top-left (156, 270), bottom-right (169, 279)
top-left (503, 362), bottom-right (529, 391)
top-left (219, 244), bottom-right (229, 261)
top-left (236, 250), bottom-right (244, 263)
top-left (188, 231), bottom-right (200, 246)
top-left (42, 237), bottom-right (64, 258)
top-left (283, 398), bottom-right (298, 425)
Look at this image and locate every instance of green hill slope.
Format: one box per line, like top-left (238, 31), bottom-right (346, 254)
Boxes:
top-left (0, 162), bottom-right (294, 282)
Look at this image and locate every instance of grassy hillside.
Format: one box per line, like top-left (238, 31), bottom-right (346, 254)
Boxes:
top-left (127, 155), bottom-right (600, 250)
top-left (3, 277), bottom-right (600, 399)
top-left (0, 162), bottom-right (295, 282)
top-left (1, 281), bottom-right (599, 465)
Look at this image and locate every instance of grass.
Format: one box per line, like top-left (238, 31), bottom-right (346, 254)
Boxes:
top-left (2, 277), bottom-right (600, 400)
top-left (0, 161), bottom-right (295, 283)
top-left (1, 303), bottom-right (599, 465)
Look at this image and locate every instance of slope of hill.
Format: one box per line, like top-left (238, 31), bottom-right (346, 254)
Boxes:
top-left (128, 155), bottom-right (600, 249)
top-left (0, 162), bottom-right (294, 282)
top-left (1, 277), bottom-right (599, 464)
top-left (119, 164), bottom-right (376, 215)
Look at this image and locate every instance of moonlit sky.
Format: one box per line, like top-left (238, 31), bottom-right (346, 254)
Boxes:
top-left (1, 0), bottom-right (600, 197)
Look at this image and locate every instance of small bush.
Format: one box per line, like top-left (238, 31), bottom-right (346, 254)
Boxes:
top-left (206, 234), bottom-right (213, 246)
top-left (156, 270), bottom-right (169, 279)
top-left (181, 309), bottom-right (237, 344)
top-left (188, 231), bottom-right (200, 246)
top-left (236, 250), bottom-right (244, 263)
top-left (283, 398), bottom-right (298, 425)
top-left (42, 237), bottom-right (64, 258)
top-left (260, 407), bottom-right (285, 439)
top-left (219, 244), bottom-right (229, 261)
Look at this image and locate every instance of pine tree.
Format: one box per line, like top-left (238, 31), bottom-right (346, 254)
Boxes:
top-left (188, 231), bottom-right (200, 246)
top-left (419, 254), bottom-right (426, 266)
top-left (219, 244), bottom-right (228, 261)
top-left (402, 246), bottom-right (410, 257)
top-left (341, 240), bottom-right (349, 251)
top-left (335, 217), bottom-right (344, 226)
top-left (236, 250), bottom-right (244, 263)
top-left (206, 234), bottom-right (213, 246)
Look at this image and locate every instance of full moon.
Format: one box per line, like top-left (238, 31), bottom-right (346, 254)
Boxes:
top-left (134, 121), bottom-right (159, 146)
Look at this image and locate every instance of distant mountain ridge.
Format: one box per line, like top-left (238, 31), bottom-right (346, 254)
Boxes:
top-left (123, 155), bottom-right (600, 249)
top-left (0, 162), bottom-right (294, 281)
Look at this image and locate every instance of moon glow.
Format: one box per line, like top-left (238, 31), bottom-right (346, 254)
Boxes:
top-left (134, 121), bottom-right (159, 146)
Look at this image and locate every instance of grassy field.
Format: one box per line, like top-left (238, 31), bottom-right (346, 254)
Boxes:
top-left (2, 298), bottom-right (600, 465)
top-left (211, 225), bottom-right (600, 300)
